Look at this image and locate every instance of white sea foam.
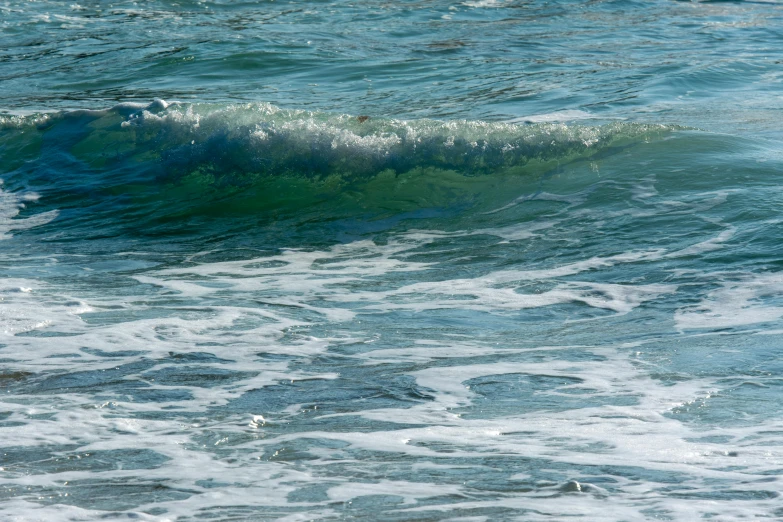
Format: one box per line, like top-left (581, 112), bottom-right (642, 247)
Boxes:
top-left (665, 226), bottom-right (735, 258)
top-left (0, 279), bottom-right (90, 336)
top-left (2, 175), bottom-right (781, 520)
top-left (675, 271), bottom-right (783, 330)
top-left (0, 184), bottom-right (58, 241)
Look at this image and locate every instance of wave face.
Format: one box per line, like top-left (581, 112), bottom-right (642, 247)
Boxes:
top-left (1, 102), bottom-right (674, 231)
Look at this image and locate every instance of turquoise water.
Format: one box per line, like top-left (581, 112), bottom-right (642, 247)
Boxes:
top-left (2, 1), bottom-right (783, 520)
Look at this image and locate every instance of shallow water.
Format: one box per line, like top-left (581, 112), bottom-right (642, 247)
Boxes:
top-left (2, 1), bottom-right (783, 520)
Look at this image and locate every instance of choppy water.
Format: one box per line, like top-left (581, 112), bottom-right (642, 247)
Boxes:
top-left (2, 1), bottom-right (783, 520)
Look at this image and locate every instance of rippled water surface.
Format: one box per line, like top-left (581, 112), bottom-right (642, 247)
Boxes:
top-left (2, 1), bottom-right (783, 521)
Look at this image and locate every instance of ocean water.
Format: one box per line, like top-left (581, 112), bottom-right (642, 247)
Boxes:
top-left (2, 0), bottom-right (783, 520)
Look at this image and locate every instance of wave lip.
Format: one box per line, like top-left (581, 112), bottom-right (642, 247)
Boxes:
top-left (114, 101), bottom-right (675, 179)
top-left (4, 101), bottom-right (677, 177)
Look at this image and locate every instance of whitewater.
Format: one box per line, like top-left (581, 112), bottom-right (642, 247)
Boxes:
top-left (2, 1), bottom-right (783, 520)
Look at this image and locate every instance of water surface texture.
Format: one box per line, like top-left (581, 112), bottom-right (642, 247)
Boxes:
top-left (2, 1), bottom-right (783, 520)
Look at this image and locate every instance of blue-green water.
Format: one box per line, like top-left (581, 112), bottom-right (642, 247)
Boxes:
top-left (2, 1), bottom-right (783, 520)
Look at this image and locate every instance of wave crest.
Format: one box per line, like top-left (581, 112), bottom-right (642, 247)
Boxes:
top-left (1, 101), bottom-right (678, 221)
top-left (108, 101), bottom-right (672, 179)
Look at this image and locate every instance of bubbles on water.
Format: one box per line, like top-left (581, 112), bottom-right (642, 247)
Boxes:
top-left (0, 182), bottom-right (58, 241)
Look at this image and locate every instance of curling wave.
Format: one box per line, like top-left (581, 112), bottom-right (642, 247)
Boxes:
top-left (1, 101), bottom-right (677, 226)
